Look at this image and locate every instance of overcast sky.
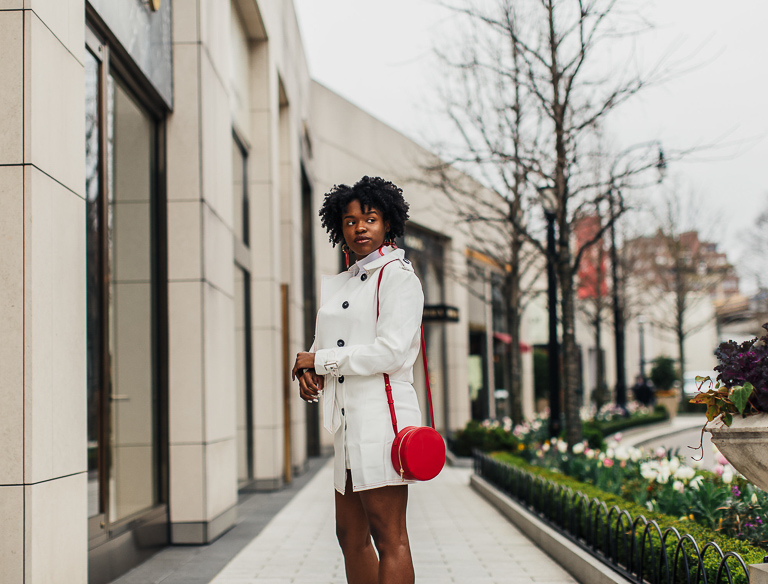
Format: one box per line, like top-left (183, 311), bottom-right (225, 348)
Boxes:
top-left (294, 0), bottom-right (765, 292)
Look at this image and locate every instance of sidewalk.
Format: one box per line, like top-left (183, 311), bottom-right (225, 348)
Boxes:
top-left (116, 417), bottom-right (707, 584)
top-left (208, 460), bottom-right (577, 584)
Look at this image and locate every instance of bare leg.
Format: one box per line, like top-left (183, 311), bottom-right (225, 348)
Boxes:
top-left (336, 472), bottom-right (378, 584)
top-left (359, 484), bottom-right (414, 584)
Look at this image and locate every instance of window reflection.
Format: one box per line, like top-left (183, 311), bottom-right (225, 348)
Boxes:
top-left (108, 79), bottom-right (157, 522)
top-left (232, 138), bottom-right (249, 246)
top-left (234, 267), bottom-right (253, 484)
top-left (86, 48), bottom-right (102, 519)
top-left (86, 55), bottom-right (159, 523)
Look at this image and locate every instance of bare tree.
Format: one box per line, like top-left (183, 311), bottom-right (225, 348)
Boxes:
top-left (744, 194), bottom-right (768, 329)
top-left (418, 0), bottom-right (542, 425)
top-left (427, 0), bottom-right (676, 444)
top-left (624, 187), bottom-right (732, 390)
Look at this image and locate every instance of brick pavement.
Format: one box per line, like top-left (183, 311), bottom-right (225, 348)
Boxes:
top-left (208, 460), bottom-right (578, 584)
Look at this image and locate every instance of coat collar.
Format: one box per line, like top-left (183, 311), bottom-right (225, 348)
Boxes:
top-left (349, 247), bottom-right (405, 276)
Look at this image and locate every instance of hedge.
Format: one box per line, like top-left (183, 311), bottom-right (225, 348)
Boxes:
top-left (583, 405), bottom-right (670, 449)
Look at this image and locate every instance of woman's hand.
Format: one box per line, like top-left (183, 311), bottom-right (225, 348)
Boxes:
top-left (292, 352), bottom-right (324, 402)
top-left (297, 370), bottom-right (324, 403)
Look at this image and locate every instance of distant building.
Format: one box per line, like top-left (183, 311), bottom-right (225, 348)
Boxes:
top-left (624, 230), bottom-right (740, 300)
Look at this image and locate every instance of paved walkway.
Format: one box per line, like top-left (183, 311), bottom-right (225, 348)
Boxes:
top-left (115, 417), bottom-right (709, 584)
top-left (208, 460), bottom-right (577, 584)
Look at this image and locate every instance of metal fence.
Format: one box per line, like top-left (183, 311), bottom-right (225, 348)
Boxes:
top-left (474, 451), bottom-right (754, 584)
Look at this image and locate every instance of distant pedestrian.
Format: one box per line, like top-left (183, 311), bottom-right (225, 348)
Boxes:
top-left (632, 375), bottom-right (654, 406)
top-left (292, 176), bottom-right (422, 583)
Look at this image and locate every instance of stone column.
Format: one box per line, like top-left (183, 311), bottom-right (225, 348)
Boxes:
top-left (166, 0), bottom-right (237, 543)
top-left (0, 1), bottom-right (88, 582)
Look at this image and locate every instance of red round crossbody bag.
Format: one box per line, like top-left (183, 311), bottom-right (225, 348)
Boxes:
top-left (377, 262), bottom-right (446, 482)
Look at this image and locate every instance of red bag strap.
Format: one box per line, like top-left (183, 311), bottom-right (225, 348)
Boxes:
top-left (375, 261), bottom-right (436, 436)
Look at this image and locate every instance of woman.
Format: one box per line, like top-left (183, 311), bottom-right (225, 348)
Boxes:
top-left (292, 176), bottom-right (423, 584)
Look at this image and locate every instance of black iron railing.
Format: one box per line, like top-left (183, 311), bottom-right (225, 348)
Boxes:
top-left (474, 451), bottom-right (752, 584)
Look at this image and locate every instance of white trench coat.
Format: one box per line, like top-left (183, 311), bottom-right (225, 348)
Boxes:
top-left (313, 248), bottom-right (424, 494)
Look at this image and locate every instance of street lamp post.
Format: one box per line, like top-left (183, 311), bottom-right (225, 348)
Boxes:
top-left (609, 188), bottom-right (627, 411)
top-left (638, 314), bottom-right (646, 382)
top-left (540, 188), bottom-right (562, 438)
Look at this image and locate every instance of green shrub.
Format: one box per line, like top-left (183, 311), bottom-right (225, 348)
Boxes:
top-left (651, 356), bottom-right (679, 391)
top-left (581, 423), bottom-right (605, 450)
top-left (450, 420), bottom-right (519, 456)
top-left (581, 405), bottom-right (668, 449)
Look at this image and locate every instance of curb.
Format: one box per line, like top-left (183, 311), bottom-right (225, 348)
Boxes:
top-left (445, 448), bottom-right (473, 468)
top-left (470, 473), bottom-right (632, 584)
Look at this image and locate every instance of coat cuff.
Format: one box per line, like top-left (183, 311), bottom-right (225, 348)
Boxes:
top-left (315, 349), bottom-right (339, 376)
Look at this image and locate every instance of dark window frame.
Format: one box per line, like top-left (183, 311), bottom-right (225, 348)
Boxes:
top-left (85, 20), bottom-right (169, 551)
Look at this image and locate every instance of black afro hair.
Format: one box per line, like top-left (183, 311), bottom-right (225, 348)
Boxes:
top-left (318, 176), bottom-right (410, 247)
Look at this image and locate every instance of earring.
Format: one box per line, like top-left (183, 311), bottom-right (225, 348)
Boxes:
top-left (342, 243), bottom-right (351, 269)
top-left (384, 233), bottom-right (397, 248)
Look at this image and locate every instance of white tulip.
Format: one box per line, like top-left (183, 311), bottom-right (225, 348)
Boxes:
top-left (673, 480), bottom-right (685, 493)
top-left (572, 442), bottom-right (585, 455)
top-left (615, 447), bottom-right (630, 462)
top-left (640, 463), bottom-right (658, 481)
top-left (722, 467), bottom-right (734, 484)
top-left (557, 440), bottom-right (568, 454)
top-left (690, 476), bottom-right (704, 491)
top-left (674, 466), bottom-right (695, 481)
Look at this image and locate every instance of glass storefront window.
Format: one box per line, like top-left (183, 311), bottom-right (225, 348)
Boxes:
top-left (85, 48), bottom-right (103, 519)
top-left (233, 137), bottom-right (249, 246)
top-left (234, 266), bottom-right (253, 484)
top-left (233, 137), bottom-right (253, 486)
top-left (108, 78), bottom-right (158, 521)
top-left (85, 32), bottom-right (164, 529)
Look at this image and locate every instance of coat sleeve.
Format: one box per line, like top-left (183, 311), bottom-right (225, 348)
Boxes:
top-left (313, 266), bottom-right (423, 377)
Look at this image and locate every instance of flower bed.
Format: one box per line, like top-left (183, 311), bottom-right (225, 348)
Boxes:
top-left (449, 401), bottom-right (666, 456)
top-left (487, 452), bottom-right (766, 583)
top-left (451, 403), bottom-right (768, 548)
top-left (511, 436), bottom-right (768, 550)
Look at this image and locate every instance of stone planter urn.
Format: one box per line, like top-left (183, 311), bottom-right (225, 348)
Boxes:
top-left (655, 391), bottom-right (679, 420)
top-left (708, 412), bottom-right (768, 492)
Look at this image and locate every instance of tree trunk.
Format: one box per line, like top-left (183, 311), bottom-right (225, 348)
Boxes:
top-left (677, 316), bottom-right (686, 402)
top-left (559, 259), bottom-right (582, 446)
top-left (594, 309), bottom-right (605, 409)
top-left (675, 246), bottom-right (686, 394)
top-left (593, 244), bottom-right (607, 409)
top-left (507, 263), bottom-right (523, 424)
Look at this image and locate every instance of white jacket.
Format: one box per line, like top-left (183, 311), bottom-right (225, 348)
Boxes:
top-left (313, 248), bottom-right (424, 494)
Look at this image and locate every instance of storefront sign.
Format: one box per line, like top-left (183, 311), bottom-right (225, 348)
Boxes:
top-left (423, 304), bottom-right (459, 322)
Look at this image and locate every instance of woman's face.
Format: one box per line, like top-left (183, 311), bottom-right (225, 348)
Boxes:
top-left (342, 199), bottom-right (390, 258)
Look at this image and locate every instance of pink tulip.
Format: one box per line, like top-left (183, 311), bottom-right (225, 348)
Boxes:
top-left (714, 464), bottom-right (724, 477)
top-left (603, 458), bottom-right (614, 468)
top-left (715, 452), bottom-right (729, 466)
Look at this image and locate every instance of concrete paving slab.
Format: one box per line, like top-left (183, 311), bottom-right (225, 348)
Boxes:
top-left (209, 460), bottom-right (577, 584)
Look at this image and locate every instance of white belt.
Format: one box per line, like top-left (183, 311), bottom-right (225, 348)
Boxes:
top-left (322, 361), bottom-right (341, 433)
